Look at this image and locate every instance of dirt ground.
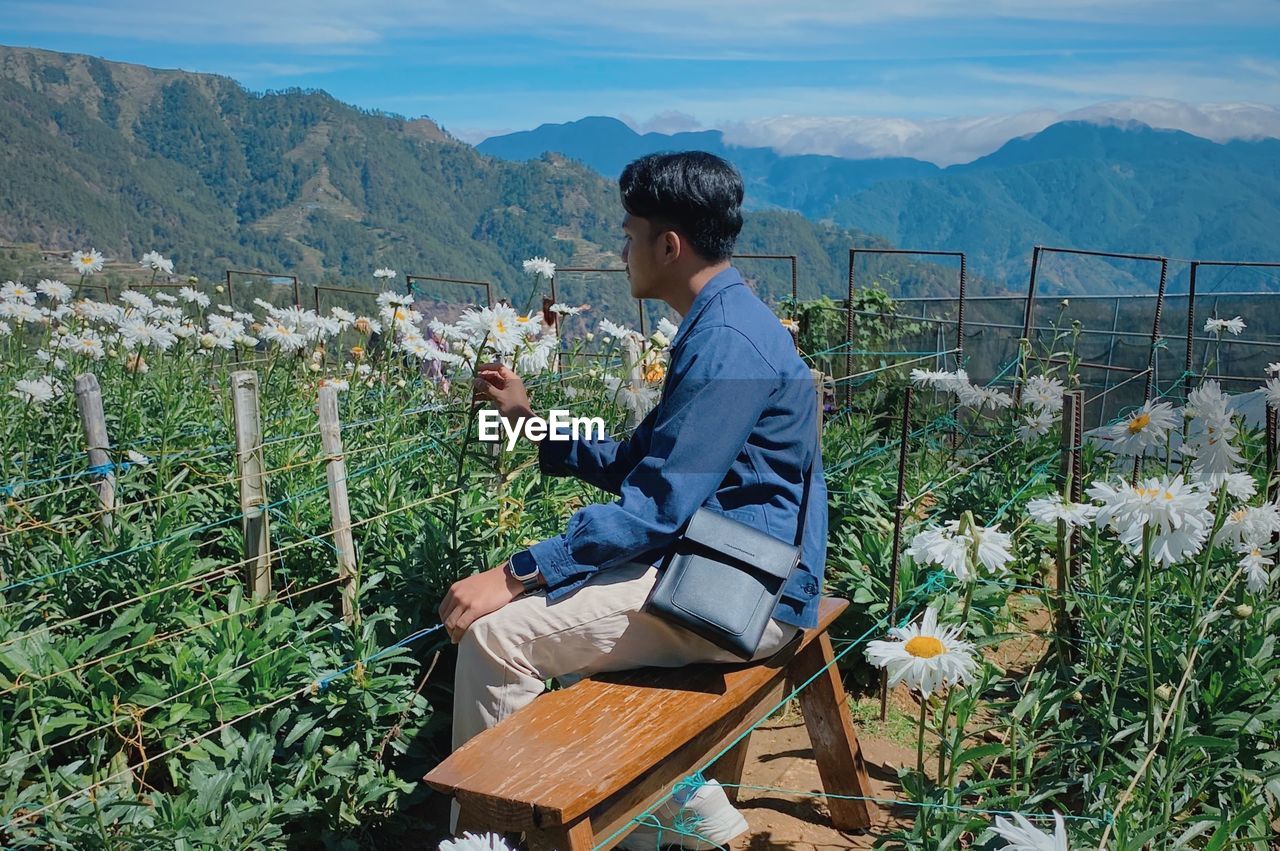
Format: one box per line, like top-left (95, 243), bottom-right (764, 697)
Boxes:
top-left (731, 708), bottom-right (919, 850)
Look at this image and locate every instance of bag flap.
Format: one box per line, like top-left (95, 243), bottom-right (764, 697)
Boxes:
top-left (679, 508), bottom-right (799, 581)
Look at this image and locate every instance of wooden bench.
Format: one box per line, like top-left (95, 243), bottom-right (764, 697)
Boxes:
top-left (424, 597), bottom-right (875, 850)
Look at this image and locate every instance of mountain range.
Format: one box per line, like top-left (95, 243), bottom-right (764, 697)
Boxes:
top-left (0, 45), bottom-right (971, 311)
top-left (480, 116), bottom-right (1280, 289)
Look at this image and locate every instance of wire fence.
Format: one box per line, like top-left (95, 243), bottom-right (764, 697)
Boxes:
top-left (3, 247), bottom-right (1278, 846)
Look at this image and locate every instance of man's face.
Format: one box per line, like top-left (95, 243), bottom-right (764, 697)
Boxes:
top-left (621, 213), bottom-right (664, 299)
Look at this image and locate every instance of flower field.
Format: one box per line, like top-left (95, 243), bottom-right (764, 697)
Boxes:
top-left (1, 250), bottom-right (1278, 849)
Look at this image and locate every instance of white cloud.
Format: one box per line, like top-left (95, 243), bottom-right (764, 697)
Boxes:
top-left (619, 111), bottom-right (705, 135)
top-left (718, 99), bottom-right (1280, 165)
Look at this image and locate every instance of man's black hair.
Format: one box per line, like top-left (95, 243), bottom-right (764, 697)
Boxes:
top-left (619, 151), bottom-right (744, 263)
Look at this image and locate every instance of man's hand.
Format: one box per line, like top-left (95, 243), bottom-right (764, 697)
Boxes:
top-left (439, 564), bottom-right (526, 643)
top-left (474, 362), bottom-right (534, 424)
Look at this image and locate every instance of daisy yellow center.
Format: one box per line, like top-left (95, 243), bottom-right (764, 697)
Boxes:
top-left (644, 362), bottom-right (666, 383)
top-left (394, 308), bottom-right (407, 321)
top-left (496, 320), bottom-right (507, 333)
top-left (1127, 412), bottom-right (1151, 433)
top-left (904, 636), bottom-right (945, 659)
top-left (517, 315), bottom-right (530, 324)
top-left (1230, 508), bottom-right (1247, 522)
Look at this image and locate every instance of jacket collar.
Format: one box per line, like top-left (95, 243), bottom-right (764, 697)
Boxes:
top-left (669, 266), bottom-right (744, 352)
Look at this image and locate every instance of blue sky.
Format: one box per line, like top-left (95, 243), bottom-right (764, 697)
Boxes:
top-left (5, 0), bottom-right (1280, 163)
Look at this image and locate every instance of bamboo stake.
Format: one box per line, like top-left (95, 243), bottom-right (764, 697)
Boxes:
top-left (74, 373), bottom-right (115, 535)
top-left (231, 370), bottom-right (272, 599)
top-left (317, 384), bottom-right (359, 625)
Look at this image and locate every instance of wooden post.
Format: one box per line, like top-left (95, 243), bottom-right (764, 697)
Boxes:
top-left (1267, 402), bottom-right (1279, 503)
top-left (74, 374), bottom-right (115, 535)
top-left (621, 334), bottom-right (645, 430)
top-left (231, 370), bottom-right (272, 600)
top-left (1056, 391), bottom-right (1083, 660)
top-left (881, 386), bottom-right (913, 721)
top-left (317, 384), bottom-right (358, 625)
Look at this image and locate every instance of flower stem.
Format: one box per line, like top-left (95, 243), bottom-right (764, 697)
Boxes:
top-left (916, 696), bottom-right (928, 777)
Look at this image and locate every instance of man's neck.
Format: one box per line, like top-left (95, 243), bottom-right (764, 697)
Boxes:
top-left (665, 261), bottom-right (733, 317)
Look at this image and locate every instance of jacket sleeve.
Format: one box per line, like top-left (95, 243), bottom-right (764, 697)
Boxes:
top-left (536, 406), bottom-right (658, 495)
top-left (523, 326), bottom-right (779, 597)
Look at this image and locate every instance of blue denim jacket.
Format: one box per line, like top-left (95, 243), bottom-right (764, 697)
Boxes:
top-left (522, 266), bottom-right (826, 629)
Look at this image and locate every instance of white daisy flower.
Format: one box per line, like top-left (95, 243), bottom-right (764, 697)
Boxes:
top-left (437, 832), bottom-right (514, 851)
top-left (907, 524), bottom-right (972, 580)
top-left (1, 280), bottom-right (37, 304)
top-left (991, 811), bottom-right (1068, 851)
top-left (1204, 316), bottom-right (1245, 336)
top-left (373, 267), bottom-right (397, 279)
top-left (603, 375), bottom-right (659, 419)
top-left (1105, 400), bottom-right (1178, 456)
top-left (67, 331), bottom-right (106, 360)
top-left (178, 286), bottom-right (210, 308)
top-left (153, 292), bottom-right (179, 305)
top-left (119, 290), bottom-right (154, 313)
top-left (0, 301), bottom-right (44, 323)
top-left (140, 250), bottom-right (174, 275)
top-left (517, 334), bottom-right (559, 374)
top-left (1263, 377), bottom-right (1280, 408)
top-left (71, 249), bottom-right (104, 275)
top-left (599, 319), bottom-right (637, 341)
top-left (1266, 362), bottom-right (1280, 377)
top-left (375, 291), bottom-right (413, 309)
top-left (910, 367), bottom-right (964, 390)
top-left (1022, 374), bottom-right (1065, 413)
top-left (125, 449), bottom-right (151, 467)
top-left (1223, 472), bottom-right (1257, 501)
top-left (458, 304), bottom-right (525, 355)
top-left (865, 606), bottom-right (978, 699)
top-left (1215, 504), bottom-right (1280, 551)
top-left (522, 256), bottom-right (556, 280)
top-left (649, 329), bottom-right (671, 348)
top-left (330, 306), bottom-right (356, 325)
top-left (261, 322), bottom-right (308, 352)
top-left (207, 314), bottom-right (242, 336)
top-left (1027, 494), bottom-right (1097, 527)
top-left (1088, 475), bottom-right (1214, 566)
top-left (1240, 547), bottom-right (1273, 593)
top-left (549, 302), bottom-right (585, 316)
top-left (955, 382), bottom-right (1013, 411)
top-left (10, 377), bottom-right (62, 405)
top-left (656, 316), bottom-right (679, 340)
top-left (36, 279), bottom-right (72, 302)
top-left (0, 321), bottom-right (10, 337)
top-left (1017, 409), bottom-right (1055, 443)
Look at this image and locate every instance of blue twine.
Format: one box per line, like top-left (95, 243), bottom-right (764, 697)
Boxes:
top-left (314, 623), bottom-right (445, 690)
top-left (0, 437), bottom-right (441, 594)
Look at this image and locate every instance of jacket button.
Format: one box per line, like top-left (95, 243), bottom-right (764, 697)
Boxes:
top-left (803, 580), bottom-right (818, 595)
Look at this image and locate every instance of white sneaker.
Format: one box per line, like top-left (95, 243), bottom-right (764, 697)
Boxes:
top-left (619, 779), bottom-right (749, 850)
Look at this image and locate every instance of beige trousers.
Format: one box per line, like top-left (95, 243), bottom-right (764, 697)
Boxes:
top-left (452, 561), bottom-right (799, 752)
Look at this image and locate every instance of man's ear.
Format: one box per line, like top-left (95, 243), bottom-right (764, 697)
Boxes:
top-left (661, 230), bottom-right (682, 264)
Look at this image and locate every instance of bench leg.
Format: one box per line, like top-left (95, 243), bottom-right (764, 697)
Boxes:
top-left (526, 817), bottom-right (594, 851)
top-left (706, 732), bottom-right (752, 803)
top-left (790, 632), bottom-right (876, 831)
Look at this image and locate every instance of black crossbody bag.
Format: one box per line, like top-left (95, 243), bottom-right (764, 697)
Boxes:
top-left (643, 453), bottom-right (815, 660)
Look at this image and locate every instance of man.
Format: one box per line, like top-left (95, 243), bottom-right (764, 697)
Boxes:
top-left (438, 151), bottom-right (826, 849)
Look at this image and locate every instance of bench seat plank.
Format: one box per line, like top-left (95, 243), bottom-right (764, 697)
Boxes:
top-left (425, 598), bottom-right (848, 829)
